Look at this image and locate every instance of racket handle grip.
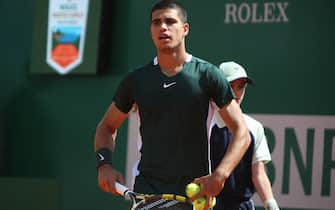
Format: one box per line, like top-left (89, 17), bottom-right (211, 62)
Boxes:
top-left (115, 182), bottom-right (130, 197)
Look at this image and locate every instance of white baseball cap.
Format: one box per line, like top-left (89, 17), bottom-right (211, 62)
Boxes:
top-left (219, 61), bottom-right (254, 84)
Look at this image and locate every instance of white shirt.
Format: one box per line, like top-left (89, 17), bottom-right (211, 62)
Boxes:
top-left (212, 112), bottom-right (271, 164)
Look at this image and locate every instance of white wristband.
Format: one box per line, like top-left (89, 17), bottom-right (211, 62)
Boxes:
top-left (265, 198), bottom-right (280, 210)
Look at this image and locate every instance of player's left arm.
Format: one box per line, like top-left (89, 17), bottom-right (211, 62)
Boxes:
top-left (193, 99), bottom-right (250, 198)
top-left (213, 99), bottom-right (251, 186)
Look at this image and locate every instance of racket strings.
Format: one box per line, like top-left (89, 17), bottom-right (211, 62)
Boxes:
top-left (135, 200), bottom-right (190, 210)
top-left (132, 194), bottom-right (191, 210)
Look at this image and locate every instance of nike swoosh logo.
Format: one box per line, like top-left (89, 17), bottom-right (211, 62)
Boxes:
top-left (163, 82), bottom-right (176, 88)
top-left (97, 153), bottom-right (104, 161)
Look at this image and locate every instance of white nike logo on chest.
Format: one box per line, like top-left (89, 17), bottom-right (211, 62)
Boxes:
top-left (163, 82), bottom-right (177, 88)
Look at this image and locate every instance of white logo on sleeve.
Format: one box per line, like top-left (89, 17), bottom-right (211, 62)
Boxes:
top-left (163, 82), bottom-right (177, 88)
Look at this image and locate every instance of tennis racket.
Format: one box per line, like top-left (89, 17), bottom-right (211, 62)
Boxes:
top-left (115, 182), bottom-right (194, 210)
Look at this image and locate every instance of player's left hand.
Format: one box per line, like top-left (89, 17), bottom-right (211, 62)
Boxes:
top-left (191, 172), bottom-right (225, 209)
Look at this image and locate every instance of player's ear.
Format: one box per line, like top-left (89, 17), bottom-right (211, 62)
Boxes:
top-left (183, 23), bottom-right (189, 36)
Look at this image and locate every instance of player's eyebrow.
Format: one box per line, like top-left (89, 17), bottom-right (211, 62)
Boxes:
top-left (152, 17), bottom-right (178, 24)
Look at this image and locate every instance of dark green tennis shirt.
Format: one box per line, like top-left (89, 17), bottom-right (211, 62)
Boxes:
top-left (113, 56), bottom-right (234, 178)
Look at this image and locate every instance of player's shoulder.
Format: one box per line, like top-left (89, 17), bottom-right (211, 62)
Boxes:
top-left (191, 56), bottom-right (215, 66)
top-left (134, 60), bottom-right (155, 72)
top-left (189, 56), bottom-right (223, 81)
top-left (190, 56), bottom-right (217, 68)
top-left (125, 60), bottom-right (156, 78)
top-left (190, 56), bottom-right (209, 64)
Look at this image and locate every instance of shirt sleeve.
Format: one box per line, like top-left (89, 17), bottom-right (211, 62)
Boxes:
top-left (113, 72), bottom-right (135, 113)
top-left (207, 65), bottom-right (235, 108)
top-left (252, 122), bottom-right (272, 164)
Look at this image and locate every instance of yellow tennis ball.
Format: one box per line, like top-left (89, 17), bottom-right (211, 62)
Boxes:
top-left (192, 197), bottom-right (216, 210)
top-left (210, 197), bottom-right (216, 208)
top-left (185, 183), bottom-right (201, 198)
top-left (193, 197), bottom-right (206, 210)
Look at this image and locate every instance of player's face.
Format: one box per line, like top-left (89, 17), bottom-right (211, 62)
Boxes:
top-left (230, 79), bottom-right (248, 105)
top-left (151, 8), bottom-right (189, 53)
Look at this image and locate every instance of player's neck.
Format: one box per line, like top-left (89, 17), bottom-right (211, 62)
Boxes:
top-left (157, 50), bottom-right (190, 77)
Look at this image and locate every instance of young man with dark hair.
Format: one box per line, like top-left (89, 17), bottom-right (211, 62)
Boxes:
top-left (94, 1), bottom-right (250, 209)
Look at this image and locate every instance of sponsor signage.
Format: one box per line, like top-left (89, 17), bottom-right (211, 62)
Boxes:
top-left (46, 0), bottom-right (89, 75)
top-left (251, 115), bottom-right (335, 209)
top-left (224, 2), bottom-right (289, 24)
top-left (30, 0), bottom-right (105, 75)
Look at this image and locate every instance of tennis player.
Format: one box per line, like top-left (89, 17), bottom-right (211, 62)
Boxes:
top-left (94, 1), bottom-right (250, 209)
top-left (210, 61), bottom-right (280, 210)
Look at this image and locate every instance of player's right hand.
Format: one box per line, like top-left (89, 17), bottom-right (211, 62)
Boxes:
top-left (98, 164), bottom-right (125, 195)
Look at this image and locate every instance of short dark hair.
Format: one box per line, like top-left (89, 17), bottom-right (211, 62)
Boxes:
top-left (151, 0), bottom-right (188, 23)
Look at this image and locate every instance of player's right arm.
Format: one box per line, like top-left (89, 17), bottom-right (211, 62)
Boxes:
top-left (94, 102), bottom-right (129, 194)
